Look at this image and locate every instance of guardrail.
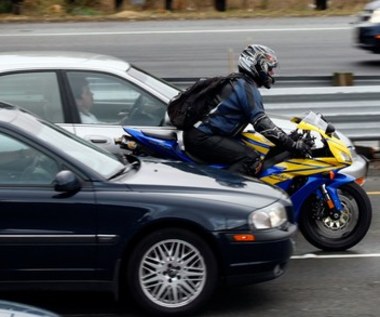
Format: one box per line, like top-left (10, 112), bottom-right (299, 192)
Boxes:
top-left (164, 76), bottom-right (380, 145)
top-left (164, 75), bottom-right (380, 89)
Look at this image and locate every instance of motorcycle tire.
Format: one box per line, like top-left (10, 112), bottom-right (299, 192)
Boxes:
top-left (299, 182), bottom-right (372, 251)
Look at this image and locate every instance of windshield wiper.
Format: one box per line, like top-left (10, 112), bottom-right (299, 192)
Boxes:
top-left (108, 161), bottom-right (139, 180)
top-left (108, 167), bottom-right (127, 180)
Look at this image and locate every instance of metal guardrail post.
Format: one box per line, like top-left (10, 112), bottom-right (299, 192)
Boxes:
top-left (333, 72), bottom-right (354, 86)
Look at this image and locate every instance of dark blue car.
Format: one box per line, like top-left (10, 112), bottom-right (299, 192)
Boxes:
top-left (355, 0), bottom-right (380, 53)
top-left (0, 102), bottom-right (296, 316)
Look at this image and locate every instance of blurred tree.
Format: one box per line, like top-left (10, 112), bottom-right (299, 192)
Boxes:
top-left (165, 0), bottom-right (173, 11)
top-left (315, 0), bottom-right (327, 10)
top-left (115, 0), bottom-right (123, 10)
top-left (259, 0), bottom-right (269, 10)
top-left (215, 0), bottom-right (226, 11)
top-left (11, 0), bottom-right (23, 14)
top-left (0, 0), bottom-right (11, 13)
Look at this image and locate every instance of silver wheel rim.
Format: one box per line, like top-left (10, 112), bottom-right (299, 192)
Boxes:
top-left (139, 238), bottom-right (206, 308)
top-left (316, 190), bottom-right (359, 239)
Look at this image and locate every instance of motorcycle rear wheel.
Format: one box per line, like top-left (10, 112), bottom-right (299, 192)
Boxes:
top-left (299, 182), bottom-right (372, 251)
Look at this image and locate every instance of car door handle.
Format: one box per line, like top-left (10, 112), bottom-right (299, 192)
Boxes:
top-left (89, 138), bottom-right (108, 144)
top-left (85, 136), bottom-right (111, 144)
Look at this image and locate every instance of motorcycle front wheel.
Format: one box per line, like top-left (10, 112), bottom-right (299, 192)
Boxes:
top-left (299, 182), bottom-right (372, 251)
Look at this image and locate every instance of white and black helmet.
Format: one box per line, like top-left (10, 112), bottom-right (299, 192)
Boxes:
top-left (238, 44), bottom-right (278, 89)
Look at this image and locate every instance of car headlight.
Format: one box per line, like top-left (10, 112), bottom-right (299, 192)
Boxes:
top-left (370, 9), bottom-right (380, 23)
top-left (249, 202), bottom-right (288, 229)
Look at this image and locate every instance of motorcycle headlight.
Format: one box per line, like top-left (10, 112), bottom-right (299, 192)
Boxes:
top-left (340, 151), bottom-right (352, 163)
top-left (349, 147), bottom-right (358, 159)
top-left (249, 202), bottom-right (288, 229)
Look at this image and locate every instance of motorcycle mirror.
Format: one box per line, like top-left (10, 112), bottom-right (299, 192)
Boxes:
top-left (290, 116), bottom-right (302, 123)
top-left (326, 123), bottom-right (335, 136)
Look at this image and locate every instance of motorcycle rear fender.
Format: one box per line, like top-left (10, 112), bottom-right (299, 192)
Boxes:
top-left (125, 128), bottom-right (190, 161)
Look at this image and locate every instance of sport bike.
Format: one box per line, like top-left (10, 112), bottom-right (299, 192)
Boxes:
top-left (119, 111), bottom-right (372, 251)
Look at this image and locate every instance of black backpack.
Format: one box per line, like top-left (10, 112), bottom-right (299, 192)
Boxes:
top-left (167, 73), bottom-right (242, 130)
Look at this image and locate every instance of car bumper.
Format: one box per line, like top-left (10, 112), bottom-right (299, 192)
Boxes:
top-left (218, 223), bottom-right (297, 286)
top-left (355, 23), bottom-right (380, 52)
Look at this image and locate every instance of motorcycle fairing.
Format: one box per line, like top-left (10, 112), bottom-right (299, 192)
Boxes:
top-left (260, 158), bottom-right (348, 186)
top-left (325, 137), bottom-right (352, 164)
top-left (296, 113), bottom-right (352, 164)
top-left (242, 118), bottom-right (352, 165)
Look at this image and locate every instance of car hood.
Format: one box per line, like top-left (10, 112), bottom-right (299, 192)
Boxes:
top-left (122, 158), bottom-right (288, 209)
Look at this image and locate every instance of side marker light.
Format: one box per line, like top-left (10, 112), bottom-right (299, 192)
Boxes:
top-left (232, 234), bottom-right (256, 242)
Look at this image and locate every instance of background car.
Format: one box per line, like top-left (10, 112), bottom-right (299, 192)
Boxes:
top-left (354, 0), bottom-right (380, 53)
top-left (0, 51), bottom-right (368, 184)
top-left (0, 102), bottom-right (296, 316)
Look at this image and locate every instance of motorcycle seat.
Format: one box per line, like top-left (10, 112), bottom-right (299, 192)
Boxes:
top-left (141, 129), bottom-right (178, 141)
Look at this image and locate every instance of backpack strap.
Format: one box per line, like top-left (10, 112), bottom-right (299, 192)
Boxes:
top-left (193, 74), bottom-right (241, 129)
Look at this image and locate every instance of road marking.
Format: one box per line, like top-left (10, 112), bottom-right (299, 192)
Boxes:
top-left (292, 253), bottom-right (380, 260)
top-left (0, 26), bottom-right (350, 37)
top-left (367, 191), bottom-right (380, 195)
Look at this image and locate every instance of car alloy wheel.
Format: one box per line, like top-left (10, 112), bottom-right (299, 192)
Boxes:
top-left (127, 228), bottom-right (217, 315)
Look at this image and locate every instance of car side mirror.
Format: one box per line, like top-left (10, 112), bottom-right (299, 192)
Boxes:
top-left (54, 170), bottom-right (81, 192)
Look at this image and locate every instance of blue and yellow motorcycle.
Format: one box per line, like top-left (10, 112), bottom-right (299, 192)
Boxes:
top-left (120, 112), bottom-right (372, 251)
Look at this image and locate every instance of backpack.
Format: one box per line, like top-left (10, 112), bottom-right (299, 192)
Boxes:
top-left (167, 73), bottom-right (242, 130)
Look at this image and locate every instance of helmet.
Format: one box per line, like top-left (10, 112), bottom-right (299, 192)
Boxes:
top-left (238, 44), bottom-right (278, 89)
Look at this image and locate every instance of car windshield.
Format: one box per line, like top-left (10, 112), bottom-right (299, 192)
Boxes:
top-left (16, 111), bottom-right (125, 179)
top-left (127, 65), bottom-right (179, 99)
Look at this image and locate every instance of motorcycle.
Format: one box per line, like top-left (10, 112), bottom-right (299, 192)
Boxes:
top-left (118, 111), bottom-right (372, 251)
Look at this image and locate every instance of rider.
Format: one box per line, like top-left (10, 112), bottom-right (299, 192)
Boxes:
top-left (183, 44), bottom-right (311, 176)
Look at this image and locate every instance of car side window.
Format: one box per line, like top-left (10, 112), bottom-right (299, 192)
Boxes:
top-left (67, 71), bottom-right (167, 126)
top-left (0, 72), bottom-right (64, 123)
top-left (0, 133), bottom-right (60, 185)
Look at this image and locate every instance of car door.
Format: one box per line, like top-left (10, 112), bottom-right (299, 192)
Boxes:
top-left (65, 71), bottom-right (168, 151)
top-left (0, 131), bottom-right (97, 281)
top-left (0, 71), bottom-right (72, 122)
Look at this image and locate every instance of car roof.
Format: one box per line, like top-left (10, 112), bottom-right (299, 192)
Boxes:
top-left (0, 51), bottom-right (131, 72)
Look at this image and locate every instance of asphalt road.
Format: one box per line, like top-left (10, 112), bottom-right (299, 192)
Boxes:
top-left (0, 16), bottom-right (379, 317)
top-left (1, 16), bottom-right (380, 78)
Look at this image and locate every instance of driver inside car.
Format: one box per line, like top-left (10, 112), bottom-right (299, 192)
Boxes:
top-left (69, 76), bottom-right (99, 124)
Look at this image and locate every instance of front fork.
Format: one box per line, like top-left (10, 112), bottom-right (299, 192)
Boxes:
top-left (315, 184), bottom-right (343, 220)
top-left (290, 173), bottom-right (354, 221)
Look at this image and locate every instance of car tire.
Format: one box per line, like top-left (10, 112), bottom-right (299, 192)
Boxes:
top-left (127, 228), bottom-right (218, 316)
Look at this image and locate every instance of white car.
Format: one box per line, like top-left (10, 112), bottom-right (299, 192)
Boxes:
top-left (0, 51), bottom-right (368, 183)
